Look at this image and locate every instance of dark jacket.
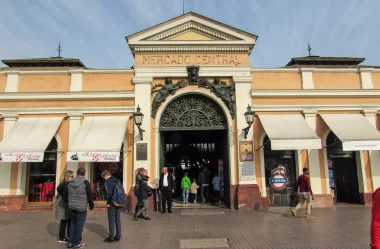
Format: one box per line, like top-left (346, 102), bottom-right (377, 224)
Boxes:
top-left (139, 181), bottom-right (151, 199)
top-left (198, 170), bottom-right (211, 185)
top-left (134, 173), bottom-right (143, 196)
top-left (159, 173), bottom-right (175, 191)
top-left (105, 176), bottom-right (121, 205)
top-left (63, 176), bottom-right (94, 212)
top-left (56, 181), bottom-right (70, 220)
top-left (294, 174), bottom-right (313, 195)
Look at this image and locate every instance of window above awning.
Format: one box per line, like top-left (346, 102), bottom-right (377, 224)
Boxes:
top-left (0, 117), bottom-right (63, 162)
top-left (258, 114), bottom-right (321, 150)
top-left (67, 116), bottom-right (129, 162)
top-left (320, 114), bottom-right (380, 151)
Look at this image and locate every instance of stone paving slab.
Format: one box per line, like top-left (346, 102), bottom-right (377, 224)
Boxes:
top-left (0, 206), bottom-right (372, 249)
top-left (180, 210), bottom-right (225, 216)
top-left (179, 238), bottom-right (229, 248)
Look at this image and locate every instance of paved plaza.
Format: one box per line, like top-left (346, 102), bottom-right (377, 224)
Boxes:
top-left (0, 206), bottom-right (371, 249)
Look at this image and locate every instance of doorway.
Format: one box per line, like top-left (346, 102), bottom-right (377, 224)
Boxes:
top-left (326, 132), bottom-right (360, 204)
top-left (158, 94), bottom-right (230, 208)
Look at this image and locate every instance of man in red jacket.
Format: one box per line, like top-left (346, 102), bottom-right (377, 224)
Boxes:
top-left (291, 168), bottom-right (315, 219)
top-left (371, 187), bottom-right (380, 248)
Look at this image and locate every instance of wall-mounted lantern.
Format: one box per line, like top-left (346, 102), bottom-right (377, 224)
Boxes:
top-left (242, 104), bottom-right (255, 139)
top-left (133, 105), bottom-right (145, 141)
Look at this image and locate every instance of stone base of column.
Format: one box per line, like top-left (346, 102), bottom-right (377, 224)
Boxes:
top-left (261, 197), bottom-right (270, 209)
top-left (311, 194), bottom-right (334, 208)
top-left (128, 187), bottom-right (158, 213)
top-left (0, 195), bottom-right (24, 211)
top-left (236, 184), bottom-right (262, 210)
top-left (361, 192), bottom-right (373, 207)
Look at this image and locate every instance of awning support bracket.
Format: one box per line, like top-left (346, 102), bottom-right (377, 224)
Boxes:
top-left (322, 140), bottom-right (342, 149)
top-left (256, 139), bottom-right (270, 151)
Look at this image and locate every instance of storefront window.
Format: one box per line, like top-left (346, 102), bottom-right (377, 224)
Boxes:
top-left (263, 136), bottom-right (297, 206)
top-left (28, 138), bottom-right (57, 203)
top-left (92, 152), bottom-right (123, 201)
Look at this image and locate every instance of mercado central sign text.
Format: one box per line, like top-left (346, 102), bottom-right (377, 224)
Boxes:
top-left (140, 54), bottom-right (243, 65)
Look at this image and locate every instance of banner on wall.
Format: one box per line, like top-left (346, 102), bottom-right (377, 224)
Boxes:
top-left (0, 152), bottom-right (44, 162)
top-left (67, 152), bottom-right (120, 162)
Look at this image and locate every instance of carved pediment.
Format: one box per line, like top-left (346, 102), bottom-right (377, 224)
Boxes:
top-left (126, 12), bottom-right (258, 54)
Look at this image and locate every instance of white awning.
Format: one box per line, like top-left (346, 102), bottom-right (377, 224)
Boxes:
top-left (0, 117), bottom-right (63, 162)
top-left (258, 114), bottom-right (321, 150)
top-left (320, 114), bottom-right (380, 151)
top-left (67, 116), bottom-right (129, 162)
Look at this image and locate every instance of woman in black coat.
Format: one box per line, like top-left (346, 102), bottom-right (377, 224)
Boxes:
top-left (55, 170), bottom-right (73, 243)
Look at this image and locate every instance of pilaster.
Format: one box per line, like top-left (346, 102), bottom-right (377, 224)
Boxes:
top-left (303, 110), bottom-right (322, 194)
top-left (67, 113), bottom-right (82, 172)
top-left (4, 72), bottom-right (19, 92)
top-left (133, 76), bottom-right (153, 176)
top-left (69, 70), bottom-right (83, 92)
top-left (360, 68), bottom-right (374, 89)
top-left (363, 109), bottom-right (380, 189)
top-left (300, 68), bottom-right (314, 89)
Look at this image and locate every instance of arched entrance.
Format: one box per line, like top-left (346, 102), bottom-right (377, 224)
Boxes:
top-left (159, 94), bottom-right (230, 207)
top-left (326, 132), bottom-right (361, 204)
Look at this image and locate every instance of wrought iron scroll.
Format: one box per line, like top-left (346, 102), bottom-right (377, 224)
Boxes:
top-left (160, 95), bottom-right (227, 131)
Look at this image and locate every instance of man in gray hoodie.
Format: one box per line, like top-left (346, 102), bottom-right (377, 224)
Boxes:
top-left (62, 167), bottom-right (94, 249)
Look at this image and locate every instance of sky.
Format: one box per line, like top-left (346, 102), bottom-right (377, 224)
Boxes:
top-left (0, 0), bottom-right (379, 69)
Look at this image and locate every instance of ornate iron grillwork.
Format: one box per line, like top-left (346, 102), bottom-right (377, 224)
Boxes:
top-left (160, 95), bottom-right (227, 131)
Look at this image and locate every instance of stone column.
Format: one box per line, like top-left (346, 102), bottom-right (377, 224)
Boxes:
top-left (4, 71), bottom-right (19, 92)
top-left (234, 76), bottom-right (261, 210)
top-left (300, 68), bottom-right (315, 89)
top-left (66, 113), bottom-right (82, 173)
top-left (360, 68), bottom-right (374, 89)
top-left (0, 114), bottom-right (18, 196)
top-left (363, 110), bottom-right (380, 190)
top-left (69, 69), bottom-right (83, 91)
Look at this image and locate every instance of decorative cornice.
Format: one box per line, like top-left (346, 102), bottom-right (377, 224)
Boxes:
top-left (133, 46), bottom-right (250, 53)
top-left (0, 91), bottom-right (135, 101)
top-left (251, 104), bottom-right (380, 112)
top-left (83, 69), bottom-right (134, 74)
top-left (250, 89), bottom-right (380, 98)
top-left (0, 106), bottom-right (135, 115)
top-left (133, 76), bottom-right (153, 84)
top-left (146, 22), bottom-right (237, 41)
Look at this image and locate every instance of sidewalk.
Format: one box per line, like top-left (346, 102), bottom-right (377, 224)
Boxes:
top-left (0, 206), bottom-right (371, 249)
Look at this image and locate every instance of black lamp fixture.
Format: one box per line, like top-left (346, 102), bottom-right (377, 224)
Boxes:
top-left (133, 105), bottom-right (145, 140)
top-left (243, 104), bottom-right (255, 139)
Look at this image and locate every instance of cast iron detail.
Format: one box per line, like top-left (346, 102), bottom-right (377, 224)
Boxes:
top-left (187, 65), bottom-right (199, 85)
top-left (198, 77), bottom-right (235, 118)
top-left (160, 95), bottom-right (227, 131)
top-left (151, 66), bottom-right (235, 119)
top-left (151, 77), bottom-right (187, 118)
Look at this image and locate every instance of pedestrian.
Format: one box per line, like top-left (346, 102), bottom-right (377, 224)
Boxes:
top-left (371, 187), bottom-right (380, 248)
top-left (198, 167), bottom-right (211, 204)
top-left (291, 168), bottom-right (314, 219)
top-left (102, 170), bottom-right (125, 243)
top-left (212, 174), bottom-right (222, 205)
top-left (63, 167), bottom-right (94, 249)
top-left (134, 168), bottom-right (145, 217)
top-left (134, 175), bottom-right (152, 220)
top-left (181, 172), bottom-right (191, 204)
top-left (159, 167), bottom-right (175, 213)
top-left (56, 170), bottom-right (74, 244)
top-left (190, 178), bottom-right (199, 204)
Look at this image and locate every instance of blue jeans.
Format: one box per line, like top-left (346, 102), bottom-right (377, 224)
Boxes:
top-left (107, 204), bottom-right (121, 238)
top-left (182, 188), bottom-right (189, 202)
top-left (200, 185), bottom-right (209, 202)
top-left (192, 193), bottom-right (197, 202)
top-left (68, 210), bottom-right (87, 246)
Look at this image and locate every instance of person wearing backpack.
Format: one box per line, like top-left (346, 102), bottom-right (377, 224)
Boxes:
top-left (102, 170), bottom-right (125, 243)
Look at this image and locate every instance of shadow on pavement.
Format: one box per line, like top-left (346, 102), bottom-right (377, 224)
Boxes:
top-left (85, 222), bottom-right (108, 238)
top-left (46, 222), bottom-right (58, 238)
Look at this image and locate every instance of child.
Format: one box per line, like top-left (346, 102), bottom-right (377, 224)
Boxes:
top-left (134, 175), bottom-right (152, 220)
top-left (181, 172), bottom-right (191, 204)
top-left (190, 178), bottom-right (199, 204)
top-left (212, 174), bottom-right (222, 205)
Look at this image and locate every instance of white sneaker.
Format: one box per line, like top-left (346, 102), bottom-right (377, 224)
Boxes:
top-left (194, 201), bottom-right (197, 204)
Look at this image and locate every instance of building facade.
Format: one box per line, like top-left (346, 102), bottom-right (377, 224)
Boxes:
top-left (1, 12), bottom-right (380, 211)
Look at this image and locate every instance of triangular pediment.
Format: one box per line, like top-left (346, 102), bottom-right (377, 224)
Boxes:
top-left (126, 12), bottom-right (258, 55)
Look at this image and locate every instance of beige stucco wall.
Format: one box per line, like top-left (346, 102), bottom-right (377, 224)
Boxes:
top-left (0, 99), bottom-right (134, 108)
top-left (82, 73), bottom-right (134, 91)
top-left (313, 72), bottom-right (361, 89)
top-left (0, 75), bottom-right (6, 92)
top-left (18, 74), bottom-right (71, 92)
top-left (372, 72), bottom-right (380, 89)
top-left (252, 97), bottom-right (380, 105)
top-left (251, 72), bottom-right (302, 89)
